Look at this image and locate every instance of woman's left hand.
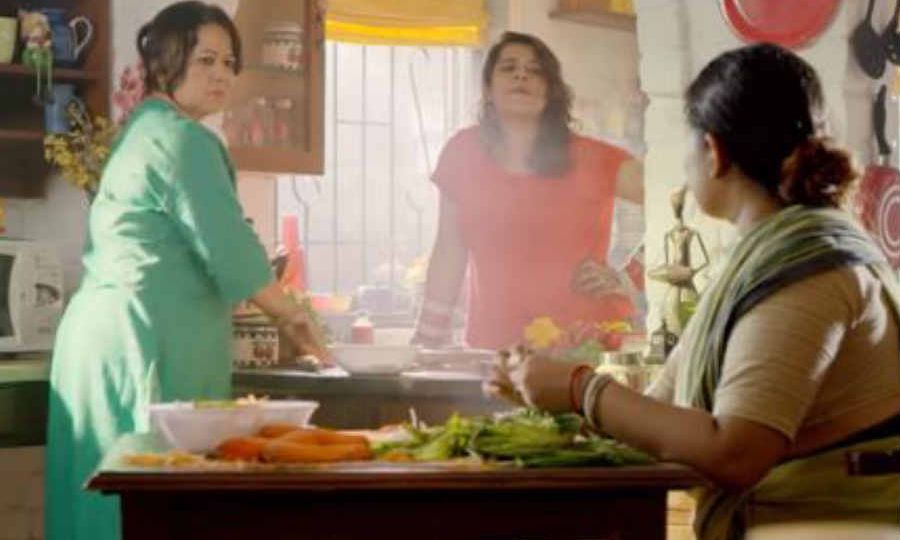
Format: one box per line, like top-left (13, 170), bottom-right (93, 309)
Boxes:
top-left (485, 347), bottom-right (578, 413)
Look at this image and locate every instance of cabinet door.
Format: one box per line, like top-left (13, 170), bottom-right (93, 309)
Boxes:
top-left (226, 0), bottom-right (324, 174)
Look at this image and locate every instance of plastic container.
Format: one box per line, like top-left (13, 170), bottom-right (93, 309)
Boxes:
top-left (149, 400), bottom-right (319, 452)
top-left (329, 344), bottom-right (418, 375)
top-left (350, 314), bottom-right (374, 344)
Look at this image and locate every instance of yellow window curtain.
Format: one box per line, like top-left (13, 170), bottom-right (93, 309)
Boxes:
top-left (325, 0), bottom-right (488, 46)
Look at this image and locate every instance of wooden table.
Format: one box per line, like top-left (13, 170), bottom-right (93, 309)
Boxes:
top-left (88, 434), bottom-right (705, 540)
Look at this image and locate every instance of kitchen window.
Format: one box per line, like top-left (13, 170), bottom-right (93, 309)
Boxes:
top-left (276, 41), bottom-right (480, 319)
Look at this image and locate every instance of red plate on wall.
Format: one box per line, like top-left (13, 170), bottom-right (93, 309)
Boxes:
top-left (720, 0), bottom-right (841, 49)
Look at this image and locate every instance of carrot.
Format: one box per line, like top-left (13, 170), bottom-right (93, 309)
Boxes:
top-left (309, 429), bottom-right (370, 447)
top-left (277, 428), bottom-right (370, 447)
top-left (215, 436), bottom-right (269, 461)
top-left (257, 423), bottom-right (303, 438)
top-left (261, 440), bottom-right (373, 463)
top-left (274, 429), bottom-right (321, 445)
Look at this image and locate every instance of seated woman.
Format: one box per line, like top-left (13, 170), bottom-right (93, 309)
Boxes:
top-left (488, 43), bottom-right (900, 539)
top-left (412, 31), bottom-right (643, 350)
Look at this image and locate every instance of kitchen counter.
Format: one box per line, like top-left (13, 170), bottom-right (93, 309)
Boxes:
top-left (233, 367), bottom-right (511, 429)
top-left (0, 356), bottom-right (50, 383)
top-left (88, 433), bottom-right (705, 540)
top-left (0, 355), bottom-right (50, 447)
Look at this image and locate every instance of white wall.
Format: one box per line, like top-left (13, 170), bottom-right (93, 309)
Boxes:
top-left (634, 0), bottom-right (898, 327)
top-left (505, 0), bottom-right (643, 148)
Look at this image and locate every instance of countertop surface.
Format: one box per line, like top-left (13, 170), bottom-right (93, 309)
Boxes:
top-left (0, 356), bottom-right (50, 384)
top-left (233, 367), bottom-right (488, 397)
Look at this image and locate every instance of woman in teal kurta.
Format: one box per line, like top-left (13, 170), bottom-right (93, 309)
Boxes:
top-left (45, 4), bottom-right (326, 539)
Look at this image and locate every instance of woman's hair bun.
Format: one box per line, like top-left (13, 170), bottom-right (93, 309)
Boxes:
top-left (779, 137), bottom-right (857, 208)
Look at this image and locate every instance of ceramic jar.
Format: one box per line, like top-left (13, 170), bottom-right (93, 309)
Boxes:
top-left (232, 319), bottom-right (279, 368)
top-left (261, 21), bottom-right (303, 71)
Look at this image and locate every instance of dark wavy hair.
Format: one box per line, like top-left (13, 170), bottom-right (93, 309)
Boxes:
top-left (479, 31), bottom-right (573, 177)
top-left (137, 1), bottom-right (242, 95)
top-left (685, 43), bottom-right (855, 208)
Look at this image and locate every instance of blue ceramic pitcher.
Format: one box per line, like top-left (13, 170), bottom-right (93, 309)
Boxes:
top-left (39, 8), bottom-right (93, 67)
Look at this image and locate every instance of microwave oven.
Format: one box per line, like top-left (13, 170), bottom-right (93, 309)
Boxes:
top-left (0, 239), bottom-right (64, 353)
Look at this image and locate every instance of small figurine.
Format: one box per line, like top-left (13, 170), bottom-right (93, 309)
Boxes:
top-left (18, 9), bottom-right (54, 105)
top-left (648, 186), bottom-right (709, 334)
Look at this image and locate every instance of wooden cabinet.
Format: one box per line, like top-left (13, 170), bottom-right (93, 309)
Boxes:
top-left (549, 0), bottom-right (636, 31)
top-left (0, 0), bottom-right (110, 198)
top-left (227, 0), bottom-right (325, 175)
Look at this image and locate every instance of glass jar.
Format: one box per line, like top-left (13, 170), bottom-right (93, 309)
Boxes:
top-left (249, 97), bottom-right (274, 147)
top-left (273, 97), bottom-right (294, 146)
top-left (262, 21), bottom-right (303, 71)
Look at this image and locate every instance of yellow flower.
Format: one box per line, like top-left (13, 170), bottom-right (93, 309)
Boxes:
top-left (597, 320), bottom-right (632, 333)
top-left (42, 111), bottom-right (117, 194)
top-left (524, 316), bottom-right (563, 349)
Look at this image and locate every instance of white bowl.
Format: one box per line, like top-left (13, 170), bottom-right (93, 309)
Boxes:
top-left (329, 344), bottom-right (418, 375)
top-left (148, 400), bottom-right (319, 452)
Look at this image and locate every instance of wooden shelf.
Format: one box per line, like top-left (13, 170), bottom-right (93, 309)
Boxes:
top-left (0, 0), bottom-right (109, 198)
top-left (0, 63), bottom-right (104, 81)
top-left (0, 129), bottom-right (44, 142)
top-left (549, 0), bottom-right (636, 31)
top-left (244, 64), bottom-right (306, 77)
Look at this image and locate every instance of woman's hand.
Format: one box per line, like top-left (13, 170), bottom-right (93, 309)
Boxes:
top-left (571, 258), bottom-right (628, 299)
top-left (278, 310), bottom-right (331, 364)
top-left (484, 347), bottom-right (579, 413)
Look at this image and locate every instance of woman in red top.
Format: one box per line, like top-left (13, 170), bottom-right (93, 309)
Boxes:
top-left (413, 31), bottom-right (644, 350)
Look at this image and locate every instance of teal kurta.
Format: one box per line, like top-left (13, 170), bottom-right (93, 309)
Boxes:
top-left (45, 98), bottom-right (273, 540)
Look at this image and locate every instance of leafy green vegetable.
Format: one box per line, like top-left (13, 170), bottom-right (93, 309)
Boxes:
top-left (472, 410), bottom-right (575, 458)
top-left (515, 438), bottom-right (654, 468)
top-left (412, 414), bottom-right (478, 461)
top-left (373, 409), bottom-right (654, 468)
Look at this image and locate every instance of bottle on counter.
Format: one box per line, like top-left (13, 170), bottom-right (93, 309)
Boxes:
top-left (350, 313), bottom-right (374, 345)
top-left (279, 214), bottom-right (307, 292)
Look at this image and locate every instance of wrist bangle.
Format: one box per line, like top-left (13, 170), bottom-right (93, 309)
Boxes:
top-left (568, 364), bottom-right (594, 413)
top-left (582, 373), bottom-right (614, 433)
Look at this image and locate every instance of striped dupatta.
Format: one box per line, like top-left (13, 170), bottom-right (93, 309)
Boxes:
top-left (672, 205), bottom-right (900, 539)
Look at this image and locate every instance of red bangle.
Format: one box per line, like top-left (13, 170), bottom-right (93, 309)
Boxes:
top-left (568, 364), bottom-right (594, 413)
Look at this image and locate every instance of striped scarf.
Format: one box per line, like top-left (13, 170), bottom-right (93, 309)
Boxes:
top-left (675, 205), bottom-right (893, 410)
top-left (673, 205), bottom-right (900, 540)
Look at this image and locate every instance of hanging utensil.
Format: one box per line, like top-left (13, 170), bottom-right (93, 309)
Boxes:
top-left (874, 84), bottom-right (891, 159)
top-left (856, 85), bottom-right (900, 268)
top-left (852, 0), bottom-right (888, 79)
top-left (884, 0), bottom-right (900, 64)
